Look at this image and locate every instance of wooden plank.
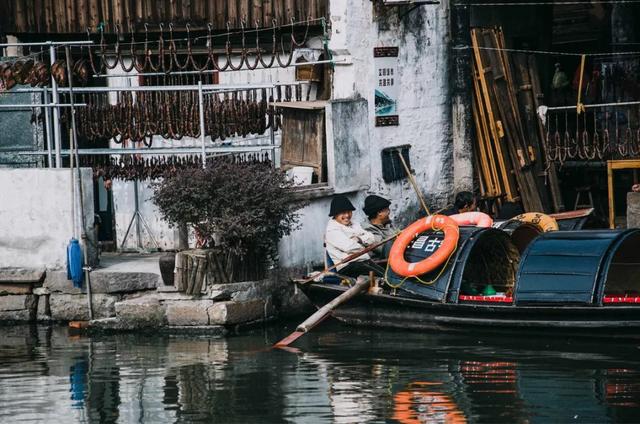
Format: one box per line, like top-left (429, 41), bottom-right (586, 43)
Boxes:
top-left (15, 0), bottom-right (27, 33)
top-left (512, 52), bottom-right (553, 212)
top-left (123, 0), bottom-right (131, 27)
top-left (228, 0), bottom-right (238, 27)
top-left (101, 0), bottom-right (111, 29)
top-left (263, 0), bottom-right (273, 26)
top-left (274, 0), bottom-right (284, 24)
top-left (608, 161), bottom-right (615, 229)
top-left (89, 0), bottom-right (100, 29)
top-left (77, 0), bottom-right (88, 31)
top-left (309, 0), bottom-right (318, 20)
top-left (54, 0), bottom-right (65, 33)
top-left (479, 29), bottom-right (542, 211)
top-left (215, 0), bottom-right (226, 28)
top-left (25, 0), bottom-right (36, 32)
top-left (285, 0), bottom-right (295, 22)
top-left (252, 0), bottom-right (262, 26)
top-left (168, 0), bottom-right (179, 23)
top-left (472, 76), bottom-right (498, 197)
top-left (238, 0), bottom-right (249, 23)
top-left (471, 29), bottom-right (516, 202)
top-left (44, 0), bottom-right (53, 33)
top-left (182, 0), bottom-right (192, 23)
top-left (112, 0), bottom-right (122, 26)
top-left (33, 0), bottom-right (43, 32)
top-left (134, 0), bottom-right (143, 24)
top-left (65, 0), bottom-right (74, 32)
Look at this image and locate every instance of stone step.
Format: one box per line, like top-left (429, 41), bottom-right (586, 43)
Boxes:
top-left (45, 270), bottom-right (160, 294)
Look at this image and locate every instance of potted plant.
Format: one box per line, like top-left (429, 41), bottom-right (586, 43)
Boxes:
top-left (152, 159), bottom-right (304, 283)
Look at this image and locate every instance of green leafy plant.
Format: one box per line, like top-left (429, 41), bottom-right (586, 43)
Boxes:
top-left (152, 160), bottom-right (305, 281)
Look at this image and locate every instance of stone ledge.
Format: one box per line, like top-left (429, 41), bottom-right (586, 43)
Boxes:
top-left (50, 293), bottom-right (118, 321)
top-left (115, 296), bottom-right (166, 328)
top-left (0, 283), bottom-right (33, 295)
top-left (209, 300), bottom-right (265, 325)
top-left (45, 270), bottom-right (160, 294)
top-left (0, 309), bottom-right (35, 321)
top-left (0, 294), bottom-right (36, 311)
top-left (165, 300), bottom-right (213, 326)
top-left (0, 268), bottom-right (45, 283)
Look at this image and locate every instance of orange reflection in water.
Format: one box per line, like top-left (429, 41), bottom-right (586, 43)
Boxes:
top-left (392, 382), bottom-right (466, 424)
top-left (606, 368), bottom-right (640, 408)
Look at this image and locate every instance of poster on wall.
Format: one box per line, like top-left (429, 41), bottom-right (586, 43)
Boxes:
top-left (374, 46), bottom-right (399, 127)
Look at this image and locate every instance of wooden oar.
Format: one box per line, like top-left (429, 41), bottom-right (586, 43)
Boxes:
top-left (275, 276), bottom-right (370, 348)
top-left (299, 233), bottom-right (398, 285)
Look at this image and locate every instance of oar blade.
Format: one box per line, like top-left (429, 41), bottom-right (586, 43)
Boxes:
top-left (274, 330), bottom-right (306, 348)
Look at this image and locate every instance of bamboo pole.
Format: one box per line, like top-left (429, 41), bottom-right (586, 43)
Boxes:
top-left (275, 276), bottom-right (370, 347)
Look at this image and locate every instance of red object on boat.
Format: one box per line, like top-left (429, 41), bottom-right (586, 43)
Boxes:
top-left (458, 295), bottom-right (513, 303)
top-left (603, 296), bottom-right (640, 304)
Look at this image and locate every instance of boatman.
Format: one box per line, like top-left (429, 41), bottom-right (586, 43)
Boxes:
top-left (440, 191), bottom-right (477, 216)
top-left (361, 194), bottom-right (396, 260)
top-left (325, 195), bottom-right (385, 278)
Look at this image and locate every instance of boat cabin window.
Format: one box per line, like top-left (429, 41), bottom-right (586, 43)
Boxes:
top-left (459, 232), bottom-right (520, 297)
top-left (603, 232), bottom-right (640, 298)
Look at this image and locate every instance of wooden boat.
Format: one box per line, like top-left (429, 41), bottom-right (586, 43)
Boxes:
top-left (301, 227), bottom-right (640, 338)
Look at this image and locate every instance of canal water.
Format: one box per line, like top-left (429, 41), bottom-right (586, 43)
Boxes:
top-left (1, 323), bottom-right (639, 423)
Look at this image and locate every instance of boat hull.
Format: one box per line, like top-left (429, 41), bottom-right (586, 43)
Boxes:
top-left (302, 283), bottom-right (640, 339)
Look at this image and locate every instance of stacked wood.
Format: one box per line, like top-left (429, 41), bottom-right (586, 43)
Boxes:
top-left (2, 0), bottom-right (328, 34)
top-left (174, 249), bottom-right (231, 295)
top-left (471, 28), bottom-right (561, 213)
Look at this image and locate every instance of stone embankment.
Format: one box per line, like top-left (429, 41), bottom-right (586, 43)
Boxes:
top-left (0, 254), bottom-right (311, 333)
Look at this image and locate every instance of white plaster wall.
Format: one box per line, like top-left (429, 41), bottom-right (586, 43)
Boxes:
top-left (106, 7), bottom-right (453, 268)
top-left (279, 0), bottom-right (453, 268)
top-left (0, 168), bottom-right (96, 269)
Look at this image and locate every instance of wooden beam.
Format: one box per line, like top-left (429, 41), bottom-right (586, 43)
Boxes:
top-left (608, 161), bottom-right (615, 229)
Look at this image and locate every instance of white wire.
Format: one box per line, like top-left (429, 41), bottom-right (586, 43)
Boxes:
top-left (463, 1), bottom-right (640, 5)
top-left (76, 17), bottom-right (326, 50)
top-left (454, 45), bottom-right (640, 57)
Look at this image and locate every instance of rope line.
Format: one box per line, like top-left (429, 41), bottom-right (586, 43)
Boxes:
top-left (462, 1), bottom-right (640, 6)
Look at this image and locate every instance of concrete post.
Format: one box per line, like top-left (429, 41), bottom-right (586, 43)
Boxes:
top-left (451, 0), bottom-right (474, 193)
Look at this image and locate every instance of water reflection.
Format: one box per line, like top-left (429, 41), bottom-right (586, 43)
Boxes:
top-left (0, 323), bottom-right (640, 423)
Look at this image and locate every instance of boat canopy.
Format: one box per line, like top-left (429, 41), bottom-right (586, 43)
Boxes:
top-left (389, 227), bottom-right (520, 303)
top-left (514, 230), bottom-right (640, 305)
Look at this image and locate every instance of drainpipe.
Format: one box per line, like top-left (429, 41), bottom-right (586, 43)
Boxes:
top-left (451, 0), bottom-right (473, 193)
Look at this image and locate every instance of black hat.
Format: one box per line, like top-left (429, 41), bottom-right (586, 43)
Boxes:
top-left (363, 194), bottom-right (391, 217)
top-left (329, 195), bottom-right (355, 217)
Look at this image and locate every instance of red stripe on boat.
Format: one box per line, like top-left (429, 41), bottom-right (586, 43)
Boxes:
top-left (603, 296), bottom-right (640, 304)
top-left (459, 295), bottom-right (513, 303)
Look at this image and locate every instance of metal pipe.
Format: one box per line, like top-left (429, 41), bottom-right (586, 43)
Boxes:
top-left (0, 103), bottom-right (87, 109)
top-left (0, 40), bottom-right (93, 47)
top-left (91, 58), bottom-right (345, 78)
top-left (198, 80), bottom-right (206, 168)
top-left (17, 84), bottom-right (275, 93)
top-left (43, 88), bottom-right (53, 168)
top-left (49, 44), bottom-right (62, 168)
top-left (16, 145), bottom-right (278, 155)
top-left (66, 45), bottom-right (94, 320)
top-left (545, 100), bottom-right (640, 111)
top-left (203, 82), bottom-right (307, 96)
top-left (270, 87), bottom-right (277, 169)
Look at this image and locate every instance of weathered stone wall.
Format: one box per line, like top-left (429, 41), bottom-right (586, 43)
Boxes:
top-left (279, 0), bottom-right (453, 268)
top-left (0, 168), bottom-right (97, 269)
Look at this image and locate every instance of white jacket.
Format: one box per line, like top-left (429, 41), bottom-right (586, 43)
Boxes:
top-left (325, 219), bottom-right (376, 270)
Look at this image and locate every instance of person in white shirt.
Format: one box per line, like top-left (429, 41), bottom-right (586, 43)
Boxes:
top-left (325, 195), bottom-right (385, 278)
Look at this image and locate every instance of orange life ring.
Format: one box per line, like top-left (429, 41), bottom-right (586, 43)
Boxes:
top-left (388, 215), bottom-right (459, 277)
top-left (449, 211), bottom-right (493, 228)
top-left (513, 212), bottom-right (559, 232)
